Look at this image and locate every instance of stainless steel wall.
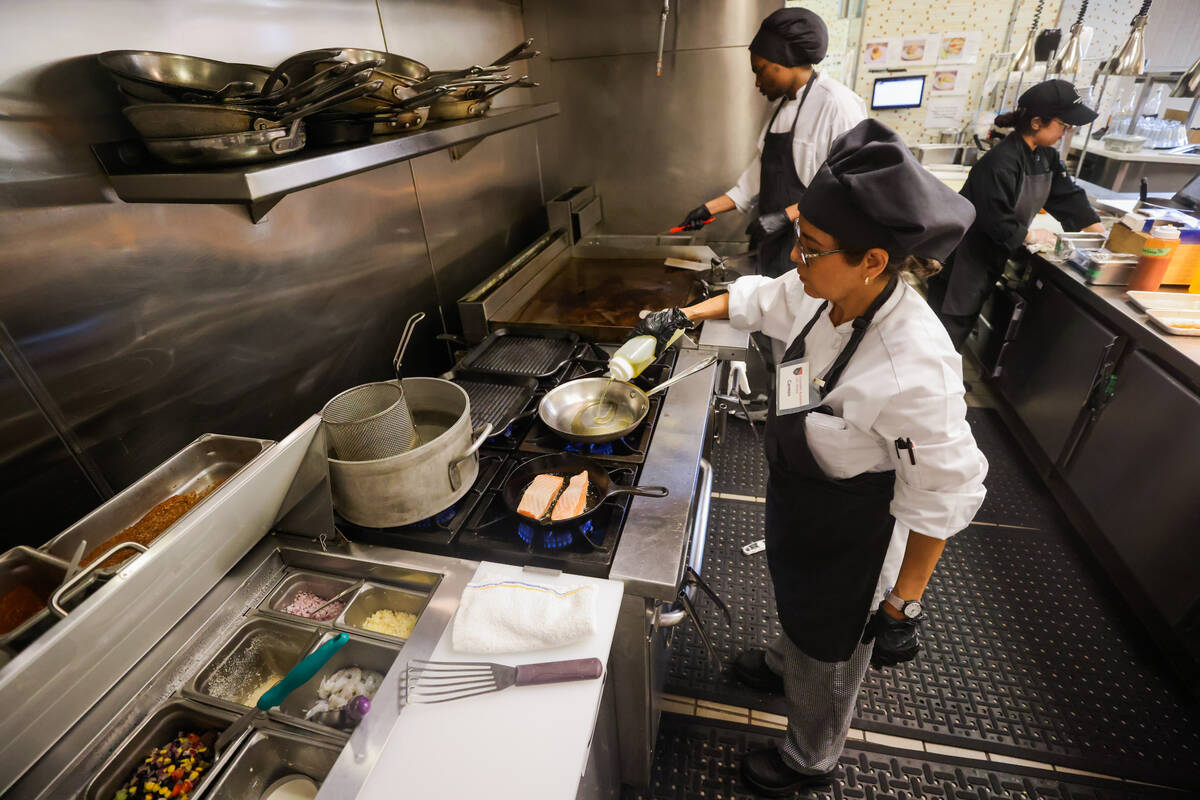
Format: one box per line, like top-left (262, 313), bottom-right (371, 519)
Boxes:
top-left (0, 0), bottom-right (544, 546)
top-left (523, 0), bottom-right (783, 239)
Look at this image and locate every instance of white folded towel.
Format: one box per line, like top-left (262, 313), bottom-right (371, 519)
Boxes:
top-left (452, 573), bottom-right (596, 654)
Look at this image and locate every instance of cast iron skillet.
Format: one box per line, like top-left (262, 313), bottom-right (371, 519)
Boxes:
top-left (501, 453), bottom-right (668, 528)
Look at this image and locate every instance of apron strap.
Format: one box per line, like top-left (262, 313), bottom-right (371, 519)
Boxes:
top-left (783, 299), bottom-right (828, 361)
top-left (788, 72), bottom-right (818, 134)
top-left (818, 275), bottom-right (899, 394)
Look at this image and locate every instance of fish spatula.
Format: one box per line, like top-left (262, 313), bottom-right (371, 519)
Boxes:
top-left (401, 657), bottom-right (602, 704)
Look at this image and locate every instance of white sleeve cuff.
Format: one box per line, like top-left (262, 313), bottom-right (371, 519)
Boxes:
top-left (890, 480), bottom-right (986, 539)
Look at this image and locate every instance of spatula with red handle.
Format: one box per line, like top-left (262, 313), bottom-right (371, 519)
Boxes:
top-left (402, 657), bottom-right (603, 704)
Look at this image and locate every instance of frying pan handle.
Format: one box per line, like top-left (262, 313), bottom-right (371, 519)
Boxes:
top-left (607, 485), bottom-right (669, 499)
top-left (263, 48), bottom-right (346, 94)
top-left (479, 76), bottom-right (536, 101)
top-left (274, 77), bottom-right (384, 125)
top-left (449, 423), bottom-right (493, 491)
top-left (490, 37), bottom-right (539, 66)
top-left (393, 85), bottom-right (450, 111)
top-left (644, 353), bottom-right (718, 398)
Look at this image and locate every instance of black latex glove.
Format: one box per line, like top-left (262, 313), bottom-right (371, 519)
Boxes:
top-left (745, 210), bottom-right (791, 240)
top-left (861, 606), bottom-right (923, 669)
top-left (630, 307), bottom-right (695, 351)
top-left (677, 204), bottom-right (715, 231)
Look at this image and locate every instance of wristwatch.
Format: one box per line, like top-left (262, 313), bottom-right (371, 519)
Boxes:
top-left (885, 591), bottom-right (924, 619)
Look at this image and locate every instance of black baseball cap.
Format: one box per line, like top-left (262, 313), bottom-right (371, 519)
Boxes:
top-left (1018, 79), bottom-right (1098, 125)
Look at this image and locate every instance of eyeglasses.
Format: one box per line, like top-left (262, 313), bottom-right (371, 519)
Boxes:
top-left (792, 219), bottom-right (842, 267)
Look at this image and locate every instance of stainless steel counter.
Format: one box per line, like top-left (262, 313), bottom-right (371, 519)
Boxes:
top-left (1036, 254), bottom-right (1200, 389)
top-left (610, 347), bottom-right (718, 602)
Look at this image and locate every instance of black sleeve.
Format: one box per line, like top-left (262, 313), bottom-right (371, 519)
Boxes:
top-left (964, 151), bottom-right (1028, 253)
top-left (1043, 149), bottom-right (1101, 231)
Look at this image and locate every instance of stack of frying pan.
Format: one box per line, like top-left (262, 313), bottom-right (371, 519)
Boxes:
top-left (97, 40), bottom-right (541, 167)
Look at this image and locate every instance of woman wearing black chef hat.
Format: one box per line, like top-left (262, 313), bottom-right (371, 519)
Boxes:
top-left (928, 79), bottom-right (1107, 349)
top-left (635, 120), bottom-right (988, 796)
top-left (674, 7), bottom-right (866, 280)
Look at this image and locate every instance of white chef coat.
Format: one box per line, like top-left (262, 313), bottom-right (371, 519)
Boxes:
top-left (726, 75), bottom-right (867, 214)
top-left (727, 271), bottom-right (988, 608)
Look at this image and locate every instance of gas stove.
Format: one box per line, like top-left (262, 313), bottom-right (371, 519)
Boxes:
top-left (338, 343), bottom-right (678, 577)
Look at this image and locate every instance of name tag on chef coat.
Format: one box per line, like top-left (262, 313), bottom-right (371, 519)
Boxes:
top-left (776, 357), bottom-right (821, 415)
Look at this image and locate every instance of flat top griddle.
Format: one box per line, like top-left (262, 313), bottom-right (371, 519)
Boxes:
top-left (505, 258), bottom-right (701, 341)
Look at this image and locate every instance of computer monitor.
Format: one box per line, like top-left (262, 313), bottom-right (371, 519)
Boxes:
top-left (870, 75), bottom-right (925, 110)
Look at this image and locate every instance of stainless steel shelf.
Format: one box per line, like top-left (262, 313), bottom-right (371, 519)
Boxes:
top-left (91, 102), bottom-right (560, 222)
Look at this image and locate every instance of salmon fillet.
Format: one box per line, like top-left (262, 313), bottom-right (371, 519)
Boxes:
top-left (551, 471), bottom-right (589, 521)
top-left (518, 474), bottom-right (565, 519)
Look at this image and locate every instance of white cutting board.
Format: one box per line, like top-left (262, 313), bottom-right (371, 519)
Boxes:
top-left (355, 562), bottom-right (624, 800)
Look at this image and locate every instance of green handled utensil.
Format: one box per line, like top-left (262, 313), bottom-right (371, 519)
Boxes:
top-left (215, 631), bottom-right (350, 754)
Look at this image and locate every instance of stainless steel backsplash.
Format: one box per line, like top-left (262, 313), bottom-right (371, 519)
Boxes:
top-left (0, 0), bottom-right (546, 545)
top-left (523, 0), bottom-right (782, 239)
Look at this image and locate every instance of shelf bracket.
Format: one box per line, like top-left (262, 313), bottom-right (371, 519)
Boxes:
top-left (449, 137), bottom-right (486, 161)
top-left (248, 197), bottom-right (284, 224)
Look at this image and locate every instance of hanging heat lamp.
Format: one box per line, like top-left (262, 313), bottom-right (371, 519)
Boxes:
top-left (1170, 52), bottom-right (1200, 131)
top-left (1075, 0), bottom-right (1153, 177)
top-left (1107, 0), bottom-right (1150, 77)
top-left (1052, 0), bottom-right (1088, 77)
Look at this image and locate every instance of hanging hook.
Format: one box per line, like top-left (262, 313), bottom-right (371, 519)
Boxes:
top-left (394, 312), bottom-right (426, 379)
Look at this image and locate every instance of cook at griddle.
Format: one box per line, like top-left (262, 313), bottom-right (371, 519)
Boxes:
top-left (633, 119), bottom-right (988, 796)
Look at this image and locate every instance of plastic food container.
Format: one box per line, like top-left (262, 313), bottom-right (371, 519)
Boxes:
top-left (1104, 134), bottom-right (1146, 153)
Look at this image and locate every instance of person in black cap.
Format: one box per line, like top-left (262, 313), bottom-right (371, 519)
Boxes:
top-left (633, 119), bottom-right (988, 797)
top-left (928, 79), bottom-right (1106, 349)
top-left (672, 7), bottom-right (865, 280)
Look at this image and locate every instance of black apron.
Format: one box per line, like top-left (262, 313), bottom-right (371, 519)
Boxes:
top-left (754, 74), bottom-right (817, 280)
top-left (939, 165), bottom-right (1053, 317)
top-left (764, 276), bottom-right (899, 663)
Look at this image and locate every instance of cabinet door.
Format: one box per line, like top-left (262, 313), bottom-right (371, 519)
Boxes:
top-left (995, 277), bottom-right (1119, 463)
top-left (1065, 351), bottom-right (1200, 627)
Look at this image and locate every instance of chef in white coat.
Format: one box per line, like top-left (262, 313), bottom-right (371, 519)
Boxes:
top-left (635, 120), bottom-right (988, 796)
top-left (674, 7), bottom-right (866, 280)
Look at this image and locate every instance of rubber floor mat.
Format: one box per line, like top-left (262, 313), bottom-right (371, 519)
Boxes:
top-left (623, 714), bottom-right (1190, 800)
top-left (665, 500), bottom-right (1200, 789)
top-left (710, 416), bottom-right (767, 497)
top-left (965, 407), bottom-right (1065, 530)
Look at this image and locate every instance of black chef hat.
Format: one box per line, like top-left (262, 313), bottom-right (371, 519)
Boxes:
top-left (749, 8), bottom-right (829, 67)
top-left (1018, 79), bottom-right (1098, 125)
top-left (797, 119), bottom-right (975, 261)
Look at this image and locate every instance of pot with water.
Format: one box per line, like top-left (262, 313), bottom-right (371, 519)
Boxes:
top-left (327, 378), bottom-right (491, 527)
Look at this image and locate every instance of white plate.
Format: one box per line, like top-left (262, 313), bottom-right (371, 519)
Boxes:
top-left (1127, 290), bottom-right (1200, 313)
top-left (1145, 308), bottom-right (1200, 336)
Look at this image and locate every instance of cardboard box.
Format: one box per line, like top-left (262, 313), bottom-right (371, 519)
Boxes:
top-left (1105, 222), bottom-right (1149, 255)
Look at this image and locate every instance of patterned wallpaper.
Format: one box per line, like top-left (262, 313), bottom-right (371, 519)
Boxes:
top-left (852, 0), bottom-right (1062, 143)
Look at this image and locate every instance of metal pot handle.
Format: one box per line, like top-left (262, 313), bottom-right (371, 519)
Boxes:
top-left (49, 541), bottom-right (148, 617)
top-left (448, 423), bottom-right (493, 491)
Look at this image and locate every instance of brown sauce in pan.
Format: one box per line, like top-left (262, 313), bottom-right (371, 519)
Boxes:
top-left (80, 481), bottom-right (224, 570)
top-left (0, 585), bottom-right (47, 635)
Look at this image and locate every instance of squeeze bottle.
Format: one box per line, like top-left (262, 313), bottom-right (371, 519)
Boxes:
top-left (608, 330), bottom-right (685, 381)
top-left (1127, 225), bottom-right (1181, 292)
